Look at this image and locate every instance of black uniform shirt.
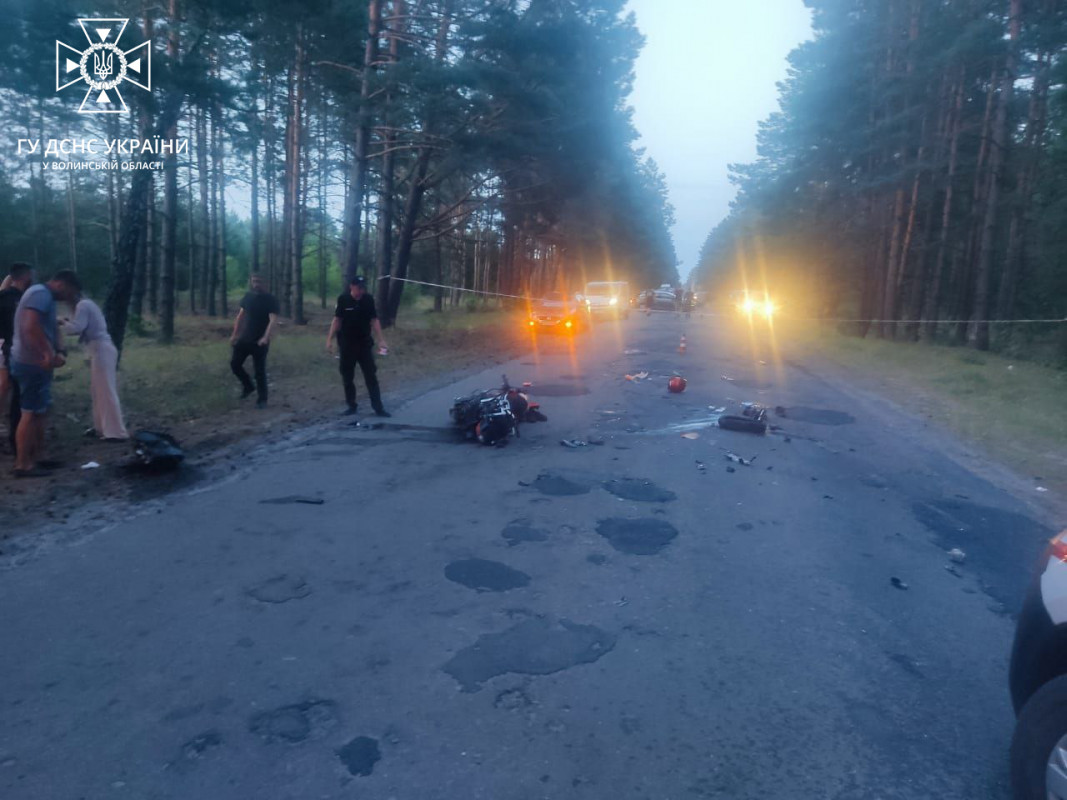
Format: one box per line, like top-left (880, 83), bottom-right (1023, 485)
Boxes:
top-left (237, 291), bottom-right (279, 344)
top-left (334, 292), bottom-right (377, 345)
top-left (0, 286), bottom-right (24, 365)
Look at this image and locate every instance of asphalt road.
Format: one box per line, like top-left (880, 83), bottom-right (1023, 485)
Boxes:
top-left (0, 311), bottom-right (1058, 800)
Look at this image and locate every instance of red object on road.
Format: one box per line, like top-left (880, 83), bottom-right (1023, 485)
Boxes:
top-left (668, 376), bottom-right (687, 393)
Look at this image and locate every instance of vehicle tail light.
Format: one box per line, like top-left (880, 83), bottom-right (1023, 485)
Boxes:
top-left (528, 320), bottom-right (535, 327)
top-left (565, 320), bottom-right (573, 329)
top-left (1051, 531), bottom-right (1067, 563)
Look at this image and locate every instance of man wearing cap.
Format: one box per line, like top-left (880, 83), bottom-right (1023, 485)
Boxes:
top-left (326, 276), bottom-right (390, 418)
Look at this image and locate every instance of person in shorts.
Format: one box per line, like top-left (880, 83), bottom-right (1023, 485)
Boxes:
top-left (0, 262), bottom-right (35, 456)
top-left (10, 269), bottom-right (81, 477)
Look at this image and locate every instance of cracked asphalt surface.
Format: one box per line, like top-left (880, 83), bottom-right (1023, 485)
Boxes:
top-left (0, 311), bottom-right (1058, 799)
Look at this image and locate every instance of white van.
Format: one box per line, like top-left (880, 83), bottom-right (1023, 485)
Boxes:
top-left (583, 281), bottom-right (630, 319)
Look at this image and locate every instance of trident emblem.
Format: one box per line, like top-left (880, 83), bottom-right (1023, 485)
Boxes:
top-left (55, 19), bottom-right (151, 114)
top-left (93, 50), bottom-right (113, 80)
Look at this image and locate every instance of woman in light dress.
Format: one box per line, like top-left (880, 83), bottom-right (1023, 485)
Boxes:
top-left (62, 295), bottom-right (129, 441)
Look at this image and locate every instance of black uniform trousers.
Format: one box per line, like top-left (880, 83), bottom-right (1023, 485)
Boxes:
top-left (231, 341), bottom-right (269, 402)
top-left (339, 339), bottom-right (383, 412)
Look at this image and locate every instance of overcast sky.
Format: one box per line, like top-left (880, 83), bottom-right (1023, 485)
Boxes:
top-left (625, 0), bottom-right (813, 282)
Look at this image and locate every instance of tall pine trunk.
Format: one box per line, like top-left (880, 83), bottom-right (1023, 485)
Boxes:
top-left (342, 0), bottom-right (381, 283)
top-left (968, 0), bottom-right (1020, 350)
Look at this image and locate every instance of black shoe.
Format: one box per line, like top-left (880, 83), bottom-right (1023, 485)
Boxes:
top-left (374, 409), bottom-right (391, 418)
top-left (343, 405), bottom-right (358, 416)
top-left (240, 387), bottom-right (255, 399)
top-left (256, 399), bottom-right (267, 409)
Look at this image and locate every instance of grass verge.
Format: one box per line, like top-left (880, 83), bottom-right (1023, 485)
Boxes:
top-left (790, 321), bottom-right (1067, 498)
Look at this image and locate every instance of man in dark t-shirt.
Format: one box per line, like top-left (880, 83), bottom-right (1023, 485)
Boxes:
top-left (229, 273), bottom-right (279, 408)
top-left (326, 276), bottom-right (390, 417)
top-left (0, 262), bottom-right (35, 455)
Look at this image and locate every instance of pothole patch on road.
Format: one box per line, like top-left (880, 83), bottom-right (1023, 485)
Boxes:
top-left (445, 559), bottom-right (531, 592)
top-left (443, 618), bottom-right (616, 692)
top-left (602, 478), bottom-right (677, 503)
top-left (531, 471), bottom-right (593, 496)
top-left (596, 518), bottom-right (678, 555)
top-left (249, 699), bottom-right (338, 744)
top-left (336, 736), bottom-right (381, 777)
top-left (783, 407), bottom-right (856, 425)
top-left (247, 575), bottom-right (311, 604)
top-left (501, 520), bottom-right (550, 546)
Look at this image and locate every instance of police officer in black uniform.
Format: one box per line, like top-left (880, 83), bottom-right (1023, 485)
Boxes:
top-left (326, 276), bottom-right (390, 417)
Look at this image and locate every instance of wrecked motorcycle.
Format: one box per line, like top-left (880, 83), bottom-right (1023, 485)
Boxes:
top-left (449, 375), bottom-right (547, 446)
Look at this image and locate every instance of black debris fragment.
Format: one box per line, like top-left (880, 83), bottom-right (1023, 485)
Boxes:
top-left (890, 577), bottom-right (909, 591)
top-left (259, 496), bottom-right (325, 505)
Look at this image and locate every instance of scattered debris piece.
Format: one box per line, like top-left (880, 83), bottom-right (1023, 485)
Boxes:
top-left (726, 466), bottom-right (736, 473)
top-left (131, 430), bottom-right (185, 472)
top-left (668, 376), bottom-right (687, 393)
top-left (587, 436), bottom-right (606, 446)
top-left (695, 460), bottom-right (706, 472)
top-left (1036, 486), bottom-right (1049, 493)
top-left (721, 375), bottom-right (735, 382)
top-left (681, 432), bottom-right (700, 440)
top-left (709, 406), bottom-right (726, 414)
top-left (944, 565), bottom-right (963, 578)
top-left (614, 597), bottom-right (629, 607)
top-left (80, 461), bottom-right (101, 470)
top-left (948, 548), bottom-right (966, 563)
top-left (890, 577), bottom-right (909, 591)
top-left (623, 349), bottom-right (645, 355)
top-left (560, 439), bottom-right (589, 448)
top-left (260, 496), bottom-right (326, 505)
top-left (758, 360), bottom-right (767, 365)
top-left (724, 452), bottom-right (755, 466)
top-left (718, 415), bottom-right (767, 435)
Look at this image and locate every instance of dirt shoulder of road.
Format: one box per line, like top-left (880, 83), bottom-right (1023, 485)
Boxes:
top-left (1, 305), bottom-right (531, 548)
top-left (787, 321), bottom-right (1067, 517)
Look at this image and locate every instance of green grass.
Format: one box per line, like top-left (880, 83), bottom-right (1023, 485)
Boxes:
top-left (48, 298), bottom-right (525, 457)
top-left (791, 322), bottom-right (1067, 494)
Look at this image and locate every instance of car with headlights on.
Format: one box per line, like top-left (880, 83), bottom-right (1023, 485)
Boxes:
top-left (584, 281), bottom-right (630, 320)
top-left (527, 292), bottom-right (587, 334)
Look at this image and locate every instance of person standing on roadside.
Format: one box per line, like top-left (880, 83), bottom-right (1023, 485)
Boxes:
top-left (61, 292), bottom-right (129, 441)
top-left (229, 273), bottom-right (278, 409)
top-left (0, 262), bottom-right (35, 457)
top-left (10, 269), bottom-right (81, 478)
top-left (326, 276), bottom-right (390, 418)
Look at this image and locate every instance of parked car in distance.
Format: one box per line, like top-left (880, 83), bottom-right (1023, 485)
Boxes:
top-left (584, 281), bottom-right (630, 319)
